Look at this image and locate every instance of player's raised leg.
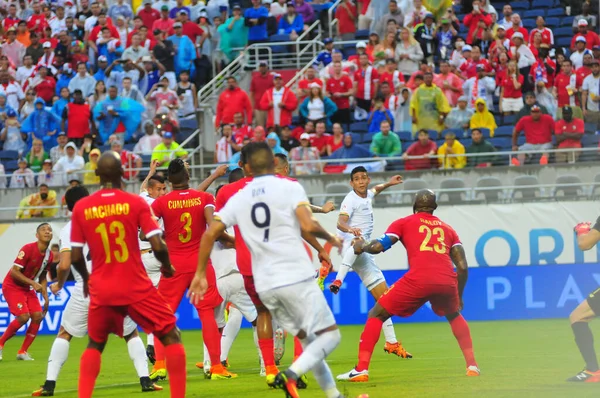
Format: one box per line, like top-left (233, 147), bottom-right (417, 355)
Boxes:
top-left (566, 294), bottom-right (600, 382)
top-left (329, 249), bottom-right (356, 293)
top-left (368, 281), bottom-right (411, 358)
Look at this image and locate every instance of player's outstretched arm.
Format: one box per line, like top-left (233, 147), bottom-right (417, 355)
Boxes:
top-left (40, 272), bottom-right (49, 317)
top-left (148, 235), bottom-right (175, 278)
top-left (575, 222), bottom-right (600, 251)
top-left (52, 250), bottom-right (72, 294)
top-left (140, 159), bottom-right (159, 193)
top-left (309, 201), bottom-right (335, 214)
top-left (197, 164), bottom-right (228, 192)
top-left (71, 247), bottom-right (89, 296)
top-left (297, 205), bottom-right (342, 248)
top-left (354, 234), bottom-right (399, 255)
top-left (371, 175), bottom-right (403, 196)
top-left (450, 244), bottom-right (468, 307)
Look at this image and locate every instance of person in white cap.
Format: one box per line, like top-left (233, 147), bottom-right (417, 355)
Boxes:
top-left (510, 32), bottom-right (535, 90)
top-left (52, 141), bottom-right (84, 185)
top-left (37, 42), bottom-right (57, 75)
top-left (573, 3), bottom-right (597, 32)
top-left (570, 37), bottom-right (592, 69)
top-left (572, 18), bottom-right (600, 50)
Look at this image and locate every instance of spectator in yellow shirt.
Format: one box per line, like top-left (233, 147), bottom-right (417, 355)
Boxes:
top-left (438, 132), bottom-right (466, 169)
top-left (151, 132), bottom-right (188, 167)
top-left (83, 148), bottom-right (101, 185)
top-left (16, 184), bottom-right (58, 219)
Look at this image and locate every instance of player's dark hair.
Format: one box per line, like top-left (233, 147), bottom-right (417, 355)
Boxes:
top-left (148, 174), bottom-right (165, 186)
top-left (39, 183), bottom-right (49, 189)
top-left (350, 166), bottom-right (368, 180)
top-left (274, 153), bottom-right (288, 166)
top-left (36, 222), bottom-right (50, 232)
top-left (167, 158), bottom-right (188, 185)
top-left (65, 185), bottom-right (90, 212)
top-left (239, 143), bottom-right (252, 165)
top-left (215, 184), bottom-right (225, 197)
top-left (245, 142), bottom-right (274, 175)
top-left (229, 168), bottom-right (244, 183)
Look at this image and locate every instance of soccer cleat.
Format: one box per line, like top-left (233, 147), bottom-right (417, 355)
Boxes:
top-left (17, 351), bottom-right (34, 361)
top-left (336, 368), bottom-right (369, 382)
top-left (210, 364), bottom-right (238, 379)
top-left (383, 342), bottom-right (412, 358)
top-left (274, 372), bottom-right (300, 398)
top-left (296, 374), bottom-right (308, 389)
top-left (274, 327), bottom-right (286, 365)
top-left (221, 359), bottom-right (229, 368)
top-left (466, 366), bottom-right (481, 377)
top-left (265, 365), bottom-right (279, 387)
top-left (195, 362), bottom-right (203, 369)
top-left (566, 369), bottom-right (600, 382)
top-left (31, 387), bottom-right (54, 396)
top-left (149, 368), bottom-right (167, 381)
top-left (146, 345), bottom-right (156, 364)
top-left (539, 154), bottom-right (548, 165)
top-left (329, 280), bottom-right (342, 294)
top-left (141, 377), bottom-right (164, 392)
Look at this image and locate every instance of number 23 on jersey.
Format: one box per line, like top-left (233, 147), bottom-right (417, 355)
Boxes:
top-left (419, 225), bottom-right (447, 254)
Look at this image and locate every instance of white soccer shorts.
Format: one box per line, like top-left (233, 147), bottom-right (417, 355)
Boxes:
top-left (258, 278), bottom-right (336, 338)
top-left (61, 290), bottom-right (137, 338)
top-left (215, 272), bottom-right (257, 328)
top-left (341, 242), bottom-right (386, 291)
top-left (142, 251), bottom-right (162, 287)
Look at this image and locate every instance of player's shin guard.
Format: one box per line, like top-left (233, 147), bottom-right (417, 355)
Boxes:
top-left (572, 322), bottom-right (599, 372)
top-left (336, 250), bottom-right (356, 284)
top-left (164, 343), bottom-right (186, 398)
top-left (198, 309), bottom-right (222, 365)
top-left (146, 333), bottom-right (154, 347)
top-left (448, 314), bottom-right (477, 368)
top-left (356, 318), bottom-right (384, 372)
top-left (127, 336), bottom-right (150, 378)
top-left (221, 307), bottom-right (243, 362)
top-left (289, 329), bottom-right (341, 377)
top-left (294, 336), bottom-right (303, 361)
top-left (78, 348), bottom-right (101, 398)
top-left (312, 360), bottom-right (340, 398)
top-left (0, 318), bottom-right (22, 346)
top-left (46, 338), bottom-right (70, 381)
top-left (19, 321), bottom-right (41, 353)
top-left (382, 318), bottom-right (398, 344)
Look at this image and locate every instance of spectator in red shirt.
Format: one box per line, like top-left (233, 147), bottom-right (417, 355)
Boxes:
top-left (110, 138), bottom-right (142, 181)
top-left (554, 59), bottom-right (578, 108)
top-left (433, 60), bottom-right (462, 107)
top-left (506, 14), bottom-right (529, 42)
top-left (180, 10), bottom-right (206, 45)
top-left (379, 58), bottom-right (405, 93)
top-left (152, 6), bottom-right (175, 36)
top-left (530, 17), bottom-right (554, 46)
top-left (327, 123), bottom-right (345, 155)
top-left (335, 0), bottom-right (357, 40)
top-left (572, 19), bottom-right (600, 50)
top-left (353, 52), bottom-right (379, 117)
top-left (554, 106), bottom-right (584, 163)
top-left (215, 76), bottom-right (253, 127)
top-left (89, 12), bottom-right (119, 44)
top-left (232, 112), bottom-right (254, 145)
top-left (512, 104), bottom-right (554, 166)
top-left (30, 65), bottom-right (56, 104)
top-left (576, 53), bottom-right (594, 88)
top-left (260, 73), bottom-right (298, 130)
top-left (463, 0), bottom-right (493, 45)
top-left (326, 61), bottom-right (353, 127)
top-left (309, 121), bottom-right (331, 156)
top-left (459, 45), bottom-right (492, 80)
top-left (402, 129), bottom-right (437, 170)
top-left (249, 60), bottom-right (273, 127)
top-left (499, 60), bottom-right (524, 115)
top-left (27, 2), bottom-right (48, 35)
top-left (296, 65), bottom-right (323, 102)
top-left (138, 0), bottom-right (161, 29)
top-left (529, 45), bottom-right (556, 88)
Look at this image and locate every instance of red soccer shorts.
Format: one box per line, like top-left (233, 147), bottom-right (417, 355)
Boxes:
top-left (242, 274), bottom-right (265, 309)
top-left (158, 267), bottom-right (222, 313)
top-left (378, 277), bottom-right (459, 317)
top-left (3, 287), bottom-right (41, 316)
top-left (87, 289), bottom-right (177, 343)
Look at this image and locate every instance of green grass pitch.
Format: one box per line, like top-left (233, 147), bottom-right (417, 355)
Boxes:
top-left (1, 319), bottom-right (599, 398)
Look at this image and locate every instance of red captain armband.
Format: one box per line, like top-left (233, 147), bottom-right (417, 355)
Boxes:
top-left (574, 222), bottom-right (592, 237)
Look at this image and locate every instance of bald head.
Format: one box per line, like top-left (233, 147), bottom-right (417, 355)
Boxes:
top-left (96, 151), bottom-right (123, 184)
top-left (413, 189), bottom-right (437, 214)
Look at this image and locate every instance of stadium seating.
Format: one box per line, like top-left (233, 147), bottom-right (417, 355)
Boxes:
top-left (325, 183), bottom-right (351, 207)
top-left (495, 126), bottom-right (513, 138)
top-left (349, 122), bottom-right (368, 133)
top-left (554, 175), bottom-right (584, 199)
top-left (439, 178), bottom-right (468, 204)
top-left (474, 177), bottom-right (504, 201)
top-left (512, 175), bottom-right (542, 199)
top-left (0, 150), bottom-right (19, 161)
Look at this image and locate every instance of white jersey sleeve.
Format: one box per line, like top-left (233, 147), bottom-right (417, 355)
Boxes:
top-left (59, 221), bottom-right (91, 289)
top-left (59, 220), bottom-right (72, 253)
top-left (337, 190), bottom-right (375, 243)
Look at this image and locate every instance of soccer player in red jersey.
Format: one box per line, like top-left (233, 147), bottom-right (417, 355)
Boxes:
top-left (150, 158), bottom-right (234, 380)
top-left (69, 152), bottom-right (187, 398)
top-left (0, 223), bottom-right (53, 361)
top-left (337, 189), bottom-right (479, 382)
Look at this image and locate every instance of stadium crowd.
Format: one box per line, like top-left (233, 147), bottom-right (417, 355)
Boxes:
top-left (0, 0), bottom-right (598, 189)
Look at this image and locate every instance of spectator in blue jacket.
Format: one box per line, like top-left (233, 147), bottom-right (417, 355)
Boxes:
top-left (244, 0), bottom-right (269, 44)
top-left (367, 96), bottom-right (394, 133)
top-left (278, 2), bottom-right (304, 40)
top-left (314, 37), bottom-right (333, 68)
top-left (299, 83), bottom-right (338, 128)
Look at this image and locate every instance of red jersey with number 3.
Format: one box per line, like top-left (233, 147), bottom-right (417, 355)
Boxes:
top-left (71, 189), bottom-right (162, 305)
top-left (3, 242), bottom-right (53, 291)
top-left (216, 177), bottom-right (253, 276)
top-left (385, 212), bottom-right (460, 285)
top-left (152, 189), bottom-right (215, 273)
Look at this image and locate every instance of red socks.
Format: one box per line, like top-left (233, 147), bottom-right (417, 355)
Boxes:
top-left (258, 338), bottom-right (276, 367)
top-left (448, 314), bottom-right (477, 367)
top-left (19, 321), bottom-right (40, 353)
top-left (356, 318), bottom-right (383, 372)
top-left (0, 318), bottom-right (22, 347)
top-left (294, 336), bottom-right (303, 360)
top-left (198, 309), bottom-right (222, 365)
top-left (165, 343), bottom-right (187, 398)
top-left (78, 348), bottom-right (101, 398)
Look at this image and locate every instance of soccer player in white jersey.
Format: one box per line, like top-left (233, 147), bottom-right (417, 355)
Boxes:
top-left (329, 166), bottom-right (412, 359)
top-left (32, 186), bottom-right (161, 397)
top-left (138, 162), bottom-right (167, 364)
top-left (189, 142), bottom-right (345, 398)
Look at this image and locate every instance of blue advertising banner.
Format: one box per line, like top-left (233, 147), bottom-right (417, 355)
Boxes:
top-left (2, 263), bottom-right (600, 335)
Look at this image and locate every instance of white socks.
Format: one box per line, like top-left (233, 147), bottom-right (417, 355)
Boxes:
top-left (312, 360), bottom-right (340, 398)
top-left (289, 329), bottom-right (341, 377)
top-left (220, 307), bottom-right (243, 362)
top-left (127, 336), bottom-right (149, 378)
top-left (146, 333), bottom-right (154, 347)
top-left (203, 343), bottom-right (210, 369)
top-left (335, 249), bottom-right (357, 283)
top-left (382, 318), bottom-right (398, 344)
top-left (46, 338), bottom-right (70, 381)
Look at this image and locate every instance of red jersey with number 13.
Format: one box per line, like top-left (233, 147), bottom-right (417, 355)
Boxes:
top-left (151, 189), bottom-right (215, 272)
top-left (385, 212), bottom-right (461, 285)
top-left (215, 177), bottom-right (253, 276)
top-left (70, 189), bottom-right (162, 305)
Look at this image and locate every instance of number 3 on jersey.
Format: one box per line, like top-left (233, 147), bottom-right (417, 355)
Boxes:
top-left (95, 221), bottom-right (129, 263)
top-left (419, 225), bottom-right (446, 254)
top-left (251, 202), bottom-right (271, 242)
top-left (179, 212), bottom-right (192, 243)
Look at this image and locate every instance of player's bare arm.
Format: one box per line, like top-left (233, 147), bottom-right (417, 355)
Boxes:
top-left (301, 230), bottom-right (332, 266)
top-left (148, 234), bottom-right (174, 278)
top-left (188, 219), bottom-right (227, 304)
top-left (575, 222), bottom-right (600, 251)
top-left (40, 271), bottom-right (49, 316)
top-left (337, 214), bottom-right (362, 236)
top-left (296, 204), bottom-right (342, 248)
top-left (371, 175), bottom-right (403, 196)
top-left (450, 244), bottom-right (468, 309)
top-left (309, 201), bottom-right (335, 214)
top-left (51, 250), bottom-right (72, 294)
top-left (353, 234), bottom-right (399, 255)
top-left (9, 265), bottom-right (43, 292)
top-left (71, 246), bottom-right (89, 297)
top-left (197, 164), bottom-right (228, 192)
top-left (140, 159), bottom-right (159, 193)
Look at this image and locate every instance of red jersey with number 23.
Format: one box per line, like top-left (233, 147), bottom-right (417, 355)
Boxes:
top-left (3, 242), bottom-right (53, 291)
top-left (71, 189), bottom-right (162, 306)
top-left (385, 212), bottom-right (460, 285)
top-left (215, 177), bottom-right (253, 276)
top-left (151, 189), bottom-right (215, 273)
